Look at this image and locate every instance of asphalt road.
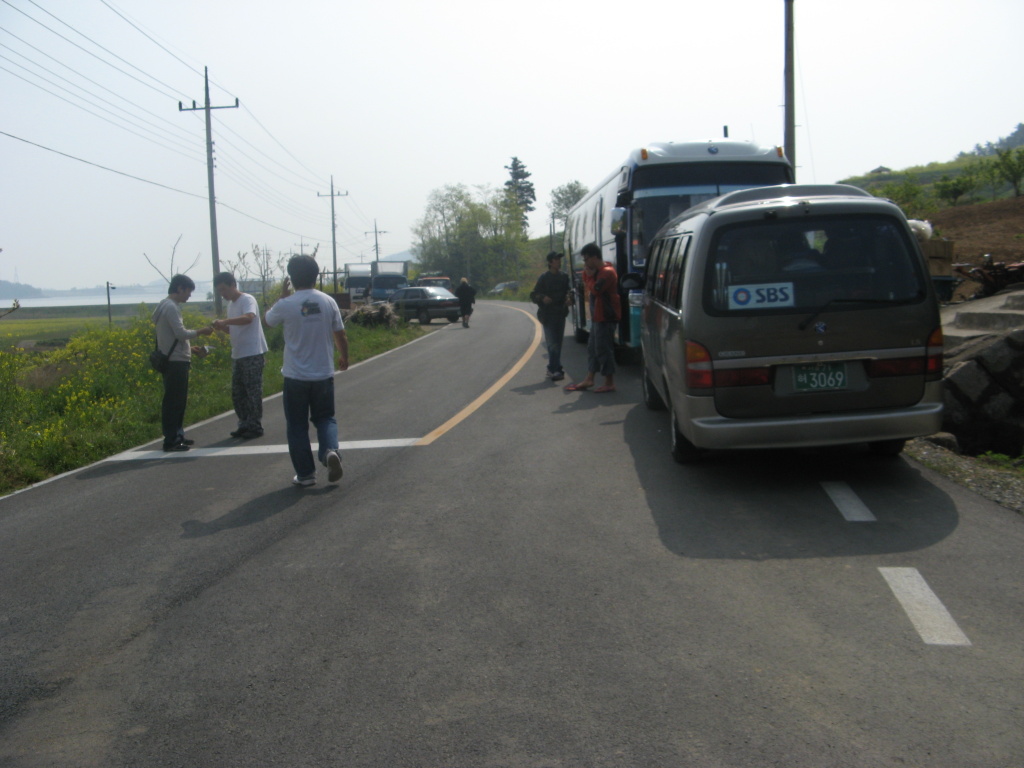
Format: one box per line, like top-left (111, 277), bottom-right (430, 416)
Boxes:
top-left (1, 301), bottom-right (1022, 767)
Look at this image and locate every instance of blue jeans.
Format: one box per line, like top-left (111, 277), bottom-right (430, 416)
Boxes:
top-left (542, 317), bottom-right (566, 374)
top-left (282, 377), bottom-right (338, 478)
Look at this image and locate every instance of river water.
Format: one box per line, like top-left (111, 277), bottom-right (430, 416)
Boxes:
top-left (12, 292), bottom-right (173, 309)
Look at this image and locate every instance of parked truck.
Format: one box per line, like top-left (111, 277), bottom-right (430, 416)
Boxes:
top-left (343, 263), bottom-right (372, 299)
top-left (368, 261), bottom-right (409, 301)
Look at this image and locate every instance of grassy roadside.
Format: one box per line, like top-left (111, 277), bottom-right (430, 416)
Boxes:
top-left (0, 307), bottom-right (423, 495)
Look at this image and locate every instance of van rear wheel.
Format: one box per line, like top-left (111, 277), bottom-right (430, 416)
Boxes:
top-left (869, 438), bottom-right (906, 457)
top-left (670, 406), bottom-right (703, 464)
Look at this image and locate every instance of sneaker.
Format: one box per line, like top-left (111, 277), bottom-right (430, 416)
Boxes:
top-left (551, 371), bottom-right (565, 382)
top-left (291, 474), bottom-right (316, 487)
top-left (326, 450), bottom-right (343, 483)
top-left (163, 442), bottom-right (190, 452)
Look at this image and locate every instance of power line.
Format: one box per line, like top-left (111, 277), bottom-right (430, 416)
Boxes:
top-left (0, 30), bottom-right (197, 144)
top-left (0, 63), bottom-right (205, 162)
top-left (17, 0), bottom-right (190, 100)
top-left (0, 129), bottom-right (206, 198)
top-left (0, 49), bottom-right (203, 159)
top-left (98, 0), bottom-right (202, 80)
top-left (0, 130), bottom-right (327, 245)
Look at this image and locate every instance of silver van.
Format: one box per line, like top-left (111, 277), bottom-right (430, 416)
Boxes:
top-left (625, 184), bottom-right (944, 462)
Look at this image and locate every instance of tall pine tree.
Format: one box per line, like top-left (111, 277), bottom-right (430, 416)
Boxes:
top-left (504, 157), bottom-right (536, 231)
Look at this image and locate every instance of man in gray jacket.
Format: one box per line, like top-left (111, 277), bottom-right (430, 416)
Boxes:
top-left (152, 274), bottom-right (213, 452)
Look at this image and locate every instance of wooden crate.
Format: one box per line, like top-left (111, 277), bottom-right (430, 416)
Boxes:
top-left (920, 239), bottom-right (954, 277)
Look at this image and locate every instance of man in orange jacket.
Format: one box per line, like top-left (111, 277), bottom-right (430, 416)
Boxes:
top-left (565, 242), bottom-right (621, 393)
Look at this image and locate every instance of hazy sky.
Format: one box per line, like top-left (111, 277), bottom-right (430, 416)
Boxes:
top-left (2, 0), bottom-right (1021, 290)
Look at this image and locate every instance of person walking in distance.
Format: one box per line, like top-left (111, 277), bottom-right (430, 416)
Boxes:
top-left (565, 243), bottom-right (621, 393)
top-left (151, 274), bottom-right (214, 452)
top-left (264, 255), bottom-right (349, 487)
top-left (213, 272), bottom-right (269, 439)
top-left (454, 277), bottom-right (476, 327)
top-left (530, 251), bottom-right (571, 382)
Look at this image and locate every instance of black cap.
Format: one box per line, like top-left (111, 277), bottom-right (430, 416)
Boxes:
top-left (546, 251), bottom-right (563, 263)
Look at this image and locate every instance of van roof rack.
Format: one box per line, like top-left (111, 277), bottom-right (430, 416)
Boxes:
top-left (697, 183), bottom-right (875, 213)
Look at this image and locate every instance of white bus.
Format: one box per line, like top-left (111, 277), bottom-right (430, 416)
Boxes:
top-left (564, 140), bottom-right (793, 355)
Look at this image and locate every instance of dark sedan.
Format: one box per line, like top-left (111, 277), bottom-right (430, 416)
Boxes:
top-left (388, 286), bottom-right (461, 324)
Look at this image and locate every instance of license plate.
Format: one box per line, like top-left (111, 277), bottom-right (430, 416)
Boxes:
top-left (793, 362), bottom-right (847, 392)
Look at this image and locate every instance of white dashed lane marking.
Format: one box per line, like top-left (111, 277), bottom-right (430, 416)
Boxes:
top-left (879, 567), bottom-right (972, 646)
top-left (821, 481), bottom-right (876, 522)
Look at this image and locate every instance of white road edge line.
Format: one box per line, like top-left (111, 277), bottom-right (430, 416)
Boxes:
top-left (878, 567), bottom-right (972, 646)
top-left (821, 481), bottom-right (876, 522)
top-left (105, 439), bottom-right (421, 462)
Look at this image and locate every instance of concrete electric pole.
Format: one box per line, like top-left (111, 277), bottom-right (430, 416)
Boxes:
top-left (365, 220), bottom-right (388, 262)
top-left (318, 176), bottom-right (348, 293)
top-left (179, 67), bottom-right (238, 315)
top-left (784, 0), bottom-right (796, 179)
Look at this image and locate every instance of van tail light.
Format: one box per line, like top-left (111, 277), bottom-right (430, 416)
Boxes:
top-left (925, 327), bottom-right (944, 381)
top-left (685, 341), bottom-right (714, 389)
top-left (864, 328), bottom-right (944, 381)
top-left (714, 366), bottom-right (771, 387)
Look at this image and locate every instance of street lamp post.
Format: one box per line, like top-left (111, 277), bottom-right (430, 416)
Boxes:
top-left (106, 281), bottom-right (116, 325)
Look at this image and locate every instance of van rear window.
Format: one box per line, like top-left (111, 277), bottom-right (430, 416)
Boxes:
top-left (703, 215), bottom-right (927, 315)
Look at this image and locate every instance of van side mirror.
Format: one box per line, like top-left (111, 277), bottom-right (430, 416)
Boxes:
top-left (620, 272), bottom-right (643, 291)
top-left (610, 208), bottom-right (627, 235)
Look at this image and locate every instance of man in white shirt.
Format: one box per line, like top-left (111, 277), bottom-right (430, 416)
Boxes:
top-left (213, 272), bottom-right (270, 439)
top-left (265, 255), bottom-right (349, 487)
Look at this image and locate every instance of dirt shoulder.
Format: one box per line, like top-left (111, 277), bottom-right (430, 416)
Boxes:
top-left (905, 437), bottom-right (1024, 516)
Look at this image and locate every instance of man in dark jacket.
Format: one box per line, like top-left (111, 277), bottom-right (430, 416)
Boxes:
top-left (454, 278), bottom-right (476, 328)
top-left (530, 251), bottom-right (571, 381)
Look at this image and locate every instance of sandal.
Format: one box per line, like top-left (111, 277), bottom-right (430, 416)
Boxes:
top-left (593, 386), bottom-right (617, 393)
top-left (564, 382), bottom-right (592, 392)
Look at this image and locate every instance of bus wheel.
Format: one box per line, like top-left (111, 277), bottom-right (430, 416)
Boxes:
top-left (670, 406), bottom-right (703, 464)
top-left (418, 310), bottom-right (431, 325)
top-left (642, 369), bottom-right (666, 411)
top-left (869, 438), bottom-right (906, 457)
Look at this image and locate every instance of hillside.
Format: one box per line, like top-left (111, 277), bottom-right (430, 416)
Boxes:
top-left (928, 195), bottom-right (1024, 264)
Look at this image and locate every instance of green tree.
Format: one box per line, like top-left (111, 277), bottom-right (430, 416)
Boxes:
top-left (966, 157), bottom-right (1004, 202)
top-left (548, 180), bottom-right (588, 226)
top-left (934, 171), bottom-right (978, 206)
top-left (994, 147), bottom-right (1024, 196)
top-left (872, 175), bottom-right (929, 218)
top-left (504, 157), bottom-right (536, 230)
top-left (413, 184), bottom-right (527, 287)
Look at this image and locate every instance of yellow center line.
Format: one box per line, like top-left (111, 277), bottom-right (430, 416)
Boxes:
top-left (415, 306), bottom-right (543, 446)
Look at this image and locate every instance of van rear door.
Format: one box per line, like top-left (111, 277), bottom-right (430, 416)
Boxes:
top-left (692, 214), bottom-right (940, 419)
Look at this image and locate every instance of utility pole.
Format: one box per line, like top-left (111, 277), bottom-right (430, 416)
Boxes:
top-left (784, 0), bottom-right (796, 179)
top-left (179, 67), bottom-right (238, 315)
top-left (365, 220), bottom-right (388, 262)
top-left (318, 176), bottom-right (348, 293)
top-left (106, 281), bottom-right (115, 325)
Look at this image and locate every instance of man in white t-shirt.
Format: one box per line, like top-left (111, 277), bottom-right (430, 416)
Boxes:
top-left (213, 272), bottom-right (270, 439)
top-left (265, 255), bottom-right (349, 487)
